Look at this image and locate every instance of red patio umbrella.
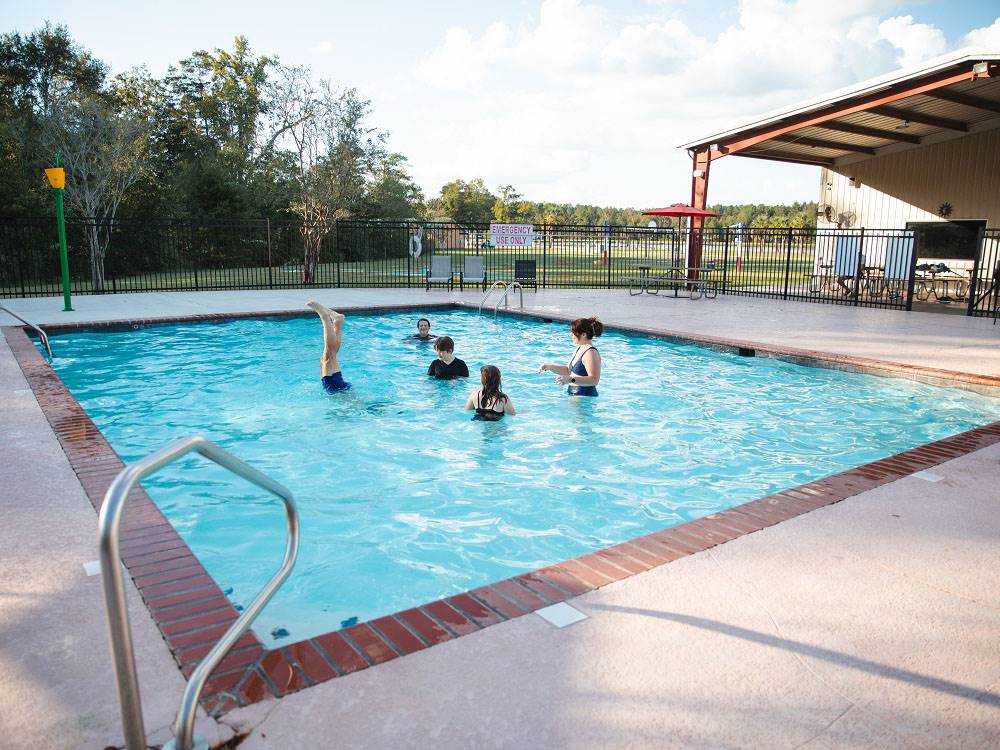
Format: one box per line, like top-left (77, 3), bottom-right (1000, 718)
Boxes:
top-left (641, 204), bottom-right (719, 278)
top-left (641, 203), bottom-right (719, 219)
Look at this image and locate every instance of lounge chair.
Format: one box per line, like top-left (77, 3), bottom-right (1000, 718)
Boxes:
top-left (882, 235), bottom-right (914, 302)
top-left (514, 259), bottom-right (537, 291)
top-left (460, 255), bottom-right (486, 291)
top-left (426, 255), bottom-right (454, 291)
top-left (833, 235), bottom-right (862, 297)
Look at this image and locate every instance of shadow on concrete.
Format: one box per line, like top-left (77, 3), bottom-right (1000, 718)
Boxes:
top-left (586, 603), bottom-right (1000, 708)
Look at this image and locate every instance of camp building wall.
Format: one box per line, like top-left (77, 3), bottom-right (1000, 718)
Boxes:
top-left (816, 127), bottom-right (1000, 230)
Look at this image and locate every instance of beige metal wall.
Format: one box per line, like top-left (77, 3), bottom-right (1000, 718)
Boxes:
top-left (817, 127), bottom-right (1000, 229)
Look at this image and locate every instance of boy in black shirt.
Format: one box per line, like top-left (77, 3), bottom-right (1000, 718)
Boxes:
top-left (427, 336), bottom-right (469, 380)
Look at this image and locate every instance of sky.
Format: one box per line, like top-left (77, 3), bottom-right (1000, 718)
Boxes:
top-left (4, 0), bottom-right (1000, 208)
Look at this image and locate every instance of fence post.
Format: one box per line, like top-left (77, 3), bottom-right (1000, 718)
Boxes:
top-left (266, 218), bottom-right (273, 289)
top-left (335, 221), bottom-right (342, 288)
top-left (966, 226), bottom-right (985, 317)
top-left (781, 226), bottom-right (793, 300)
top-left (191, 222), bottom-right (199, 292)
top-left (606, 226), bottom-right (613, 289)
top-left (542, 224), bottom-right (549, 289)
top-left (14, 224), bottom-right (27, 297)
top-left (722, 227), bottom-right (730, 294)
top-left (854, 228), bottom-right (865, 307)
top-left (904, 229), bottom-right (919, 312)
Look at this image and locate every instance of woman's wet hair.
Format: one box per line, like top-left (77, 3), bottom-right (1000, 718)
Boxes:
top-left (479, 365), bottom-right (508, 409)
top-left (434, 335), bottom-right (454, 353)
top-left (570, 317), bottom-right (604, 340)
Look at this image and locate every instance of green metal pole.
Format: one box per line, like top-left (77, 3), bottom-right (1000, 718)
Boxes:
top-left (54, 152), bottom-right (73, 311)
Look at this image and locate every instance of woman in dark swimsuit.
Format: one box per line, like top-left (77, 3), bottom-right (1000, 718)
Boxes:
top-left (464, 365), bottom-right (516, 421)
top-left (539, 317), bottom-right (603, 396)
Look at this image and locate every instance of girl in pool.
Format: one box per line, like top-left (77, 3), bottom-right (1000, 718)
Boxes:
top-left (464, 365), bottom-right (516, 421)
top-left (307, 301), bottom-right (351, 392)
top-left (539, 317), bottom-right (603, 396)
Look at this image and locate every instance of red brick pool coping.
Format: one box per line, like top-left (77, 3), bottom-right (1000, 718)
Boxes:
top-left (6, 307), bottom-right (1000, 719)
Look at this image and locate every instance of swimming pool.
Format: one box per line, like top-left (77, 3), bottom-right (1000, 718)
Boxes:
top-left (46, 309), bottom-right (1000, 646)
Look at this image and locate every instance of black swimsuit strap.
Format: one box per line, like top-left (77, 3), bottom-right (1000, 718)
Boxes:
top-left (477, 390), bottom-right (504, 412)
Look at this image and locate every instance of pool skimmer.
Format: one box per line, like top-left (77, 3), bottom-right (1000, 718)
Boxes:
top-left (535, 602), bottom-right (588, 628)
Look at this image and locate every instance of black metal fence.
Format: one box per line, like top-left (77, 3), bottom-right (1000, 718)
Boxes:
top-left (1, 217), bottom-right (996, 317)
top-left (969, 229), bottom-right (1000, 318)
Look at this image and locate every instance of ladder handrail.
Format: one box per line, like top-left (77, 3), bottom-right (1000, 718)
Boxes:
top-left (477, 280), bottom-right (525, 316)
top-left (477, 279), bottom-right (510, 314)
top-left (0, 303), bottom-right (52, 357)
top-left (99, 436), bottom-right (299, 750)
top-left (493, 281), bottom-right (524, 317)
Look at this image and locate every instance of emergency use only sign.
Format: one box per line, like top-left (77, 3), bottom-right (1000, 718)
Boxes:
top-left (489, 223), bottom-right (534, 247)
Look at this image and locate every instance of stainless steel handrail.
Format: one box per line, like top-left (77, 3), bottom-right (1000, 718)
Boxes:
top-left (477, 280), bottom-right (510, 314)
top-left (0, 303), bottom-right (52, 357)
top-left (98, 436), bottom-right (299, 750)
top-left (493, 282), bottom-right (524, 317)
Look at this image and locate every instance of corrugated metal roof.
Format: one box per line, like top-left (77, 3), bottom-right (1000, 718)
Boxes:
top-left (681, 49), bottom-right (1000, 159)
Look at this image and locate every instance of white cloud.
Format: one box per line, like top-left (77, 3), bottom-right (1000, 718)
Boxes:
top-left (962, 17), bottom-right (1000, 50)
top-left (309, 40), bottom-right (334, 55)
top-left (397, 0), bottom-right (977, 207)
top-left (601, 20), bottom-right (706, 74)
top-left (877, 15), bottom-right (947, 68)
top-left (519, 0), bottom-right (610, 70)
top-left (415, 23), bottom-right (511, 90)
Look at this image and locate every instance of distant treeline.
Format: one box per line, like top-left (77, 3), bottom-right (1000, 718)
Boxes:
top-left (1, 22), bottom-right (817, 235)
top-left (428, 180), bottom-right (817, 228)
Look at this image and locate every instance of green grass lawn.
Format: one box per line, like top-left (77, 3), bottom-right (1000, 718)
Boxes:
top-left (2, 244), bottom-right (823, 296)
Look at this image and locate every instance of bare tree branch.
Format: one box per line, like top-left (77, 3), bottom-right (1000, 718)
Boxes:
top-left (39, 94), bottom-right (150, 290)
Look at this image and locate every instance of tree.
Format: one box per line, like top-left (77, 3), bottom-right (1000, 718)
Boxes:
top-left (0, 23), bottom-right (107, 215)
top-left (492, 184), bottom-right (529, 223)
top-left (276, 67), bottom-right (387, 282)
top-left (107, 67), bottom-right (173, 215)
top-left (166, 37), bottom-right (269, 183)
top-left (366, 152), bottom-right (425, 219)
top-left (160, 37), bottom-right (302, 215)
top-left (0, 22), bottom-right (106, 118)
top-left (40, 94), bottom-right (149, 290)
top-left (431, 178), bottom-right (495, 225)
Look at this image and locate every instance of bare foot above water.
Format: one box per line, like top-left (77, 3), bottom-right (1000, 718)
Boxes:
top-left (307, 300), bottom-right (344, 318)
top-left (306, 300), bottom-right (329, 316)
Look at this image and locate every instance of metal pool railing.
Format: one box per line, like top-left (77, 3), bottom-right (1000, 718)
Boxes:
top-left (0, 302), bottom-right (52, 357)
top-left (98, 436), bottom-right (299, 750)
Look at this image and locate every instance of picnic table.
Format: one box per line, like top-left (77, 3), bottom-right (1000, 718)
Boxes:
top-left (915, 269), bottom-right (969, 303)
top-left (626, 262), bottom-right (719, 300)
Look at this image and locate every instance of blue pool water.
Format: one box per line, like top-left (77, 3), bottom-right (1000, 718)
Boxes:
top-left (46, 310), bottom-right (1000, 645)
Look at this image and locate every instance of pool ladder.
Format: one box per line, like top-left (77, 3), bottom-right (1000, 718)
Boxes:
top-left (99, 436), bottom-right (299, 750)
top-left (0, 302), bottom-right (52, 357)
top-left (478, 280), bottom-right (524, 317)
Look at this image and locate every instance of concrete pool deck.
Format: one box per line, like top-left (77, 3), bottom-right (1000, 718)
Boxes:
top-left (1, 289), bottom-right (998, 749)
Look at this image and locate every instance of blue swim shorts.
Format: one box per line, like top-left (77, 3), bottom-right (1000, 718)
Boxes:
top-left (321, 371), bottom-right (351, 393)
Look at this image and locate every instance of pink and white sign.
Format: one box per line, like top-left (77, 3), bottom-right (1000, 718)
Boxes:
top-left (489, 223), bottom-right (534, 247)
